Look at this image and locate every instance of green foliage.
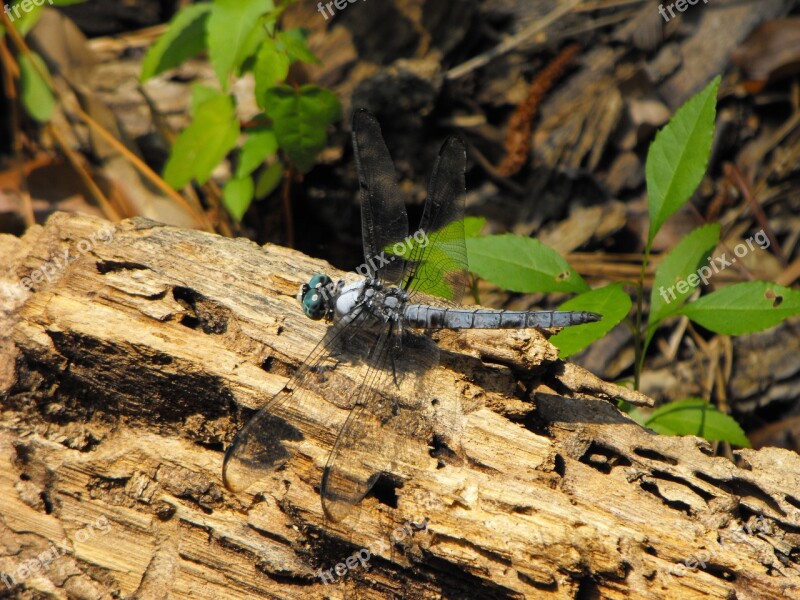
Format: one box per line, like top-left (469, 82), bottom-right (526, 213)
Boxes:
top-left (550, 283), bottom-right (631, 358)
top-left (277, 28), bottom-right (320, 65)
top-left (1, 1), bottom-right (87, 123)
top-left (223, 176), bottom-right (255, 221)
top-left (18, 53), bottom-right (53, 122)
top-left (466, 235), bottom-right (588, 294)
top-left (236, 126), bottom-right (278, 178)
top-left (206, 0), bottom-right (273, 91)
top-left (140, 3), bottom-right (211, 81)
top-left (648, 223), bottom-right (720, 325)
top-left (646, 77), bottom-right (719, 243)
top-left (643, 398), bottom-right (750, 447)
top-left (451, 75), bottom-right (798, 448)
top-left (254, 38), bottom-right (290, 103)
top-left (141, 0), bottom-right (341, 221)
top-left (164, 89), bottom-right (240, 188)
top-left (679, 282), bottom-right (800, 335)
top-left (630, 76), bottom-right (797, 443)
top-left (255, 161), bottom-right (284, 199)
top-left (1, 0), bottom-right (86, 36)
top-left (264, 85), bottom-right (341, 173)
top-left (463, 216), bottom-right (487, 238)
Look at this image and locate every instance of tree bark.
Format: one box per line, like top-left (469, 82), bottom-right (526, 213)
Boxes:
top-left (1, 212), bottom-right (798, 599)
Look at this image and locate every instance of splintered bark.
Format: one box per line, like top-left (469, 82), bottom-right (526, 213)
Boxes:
top-left (1, 212), bottom-right (799, 599)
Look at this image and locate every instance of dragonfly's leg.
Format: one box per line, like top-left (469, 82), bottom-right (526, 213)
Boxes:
top-left (390, 356), bottom-right (400, 389)
top-left (388, 320), bottom-right (403, 415)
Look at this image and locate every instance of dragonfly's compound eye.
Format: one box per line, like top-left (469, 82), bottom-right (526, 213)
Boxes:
top-left (300, 274), bottom-right (333, 320)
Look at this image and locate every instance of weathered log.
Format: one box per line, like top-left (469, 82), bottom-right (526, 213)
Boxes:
top-left (1, 212), bottom-right (799, 599)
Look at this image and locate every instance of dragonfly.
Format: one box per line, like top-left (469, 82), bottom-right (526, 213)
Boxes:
top-left (222, 109), bottom-right (601, 521)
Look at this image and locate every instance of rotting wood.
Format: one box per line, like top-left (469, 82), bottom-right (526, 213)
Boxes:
top-left (1, 212), bottom-right (799, 599)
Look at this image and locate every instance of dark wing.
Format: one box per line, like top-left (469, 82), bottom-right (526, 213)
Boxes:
top-left (352, 109), bottom-right (409, 285)
top-left (222, 306), bottom-right (371, 492)
top-left (321, 325), bottom-right (441, 522)
top-left (403, 136), bottom-right (469, 305)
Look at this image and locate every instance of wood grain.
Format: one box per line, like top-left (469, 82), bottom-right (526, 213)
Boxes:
top-left (1, 212), bottom-right (798, 599)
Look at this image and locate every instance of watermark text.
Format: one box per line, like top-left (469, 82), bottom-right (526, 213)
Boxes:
top-left (317, 516), bottom-right (427, 584)
top-left (3, 0), bottom-right (54, 23)
top-left (658, 229), bottom-right (770, 305)
top-left (1, 515), bottom-right (112, 590)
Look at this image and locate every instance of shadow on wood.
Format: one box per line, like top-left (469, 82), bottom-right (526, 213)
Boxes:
top-left (1, 213), bottom-right (798, 598)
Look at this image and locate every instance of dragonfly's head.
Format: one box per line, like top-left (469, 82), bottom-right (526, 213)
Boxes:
top-left (298, 274), bottom-right (334, 320)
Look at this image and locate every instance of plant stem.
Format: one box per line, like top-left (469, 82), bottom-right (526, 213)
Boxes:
top-left (633, 243), bottom-right (652, 390)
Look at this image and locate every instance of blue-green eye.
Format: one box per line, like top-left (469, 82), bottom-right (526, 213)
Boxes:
top-left (300, 274), bottom-right (332, 320)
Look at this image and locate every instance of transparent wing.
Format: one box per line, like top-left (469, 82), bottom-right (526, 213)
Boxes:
top-left (321, 325), bottom-right (446, 522)
top-left (223, 306), bottom-right (372, 492)
top-left (352, 109), bottom-right (410, 285)
top-left (404, 136), bottom-right (469, 305)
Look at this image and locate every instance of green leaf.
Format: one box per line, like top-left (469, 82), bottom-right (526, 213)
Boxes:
top-left (140, 3), bottom-right (211, 82)
top-left (646, 76), bottom-right (720, 243)
top-left (6, 0), bottom-right (87, 34)
top-left (190, 84), bottom-right (224, 114)
top-left (19, 53), bottom-right (54, 123)
top-left (645, 398), bottom-right (750, 447)
top-left (207, 0), bottom-right (272, 90)
top-left (463, 216), bottom-right (486, 238)
top-left (223, 176), bottom-right (254, 221)
top-left (465, 234), bottom-right (588, 294)
top-left (649, 223), bottom-right (720, 325)
top-left (679, 281), bottom-right (800, 335)
top-left (550, 283), bottom-right (632, 358)
top-left (254, 38), bottom-right (290, 109)
top-left (264, 84), bottom-right (341, 172)
top-left (233, 16), bottom-right (268, 77)
top-left (236, 126), bottom-right (278, 177)
top-left (8, 0), bottom-right (45, 35)
top-left (254, 160), bottom-right (283, 199)
top-left (277, 28), bottom-right (320, 64)
top-left (163, 94), bottom-right (240, 188)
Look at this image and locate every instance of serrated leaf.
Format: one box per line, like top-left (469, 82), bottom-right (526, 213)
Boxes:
top-left (207, 0), bottom-right (272, 90)
top-left (679, 281), bottom-right (800, 335)
top-left (550, 283), bottom-right (631, 358)
top-left (140, 3), bottom-right (210, 82)
top-left (646, 76), bottom-right (719, 243)
top-left (264, 85), bottom-right (341, 172)
top-left (223, 176), bottom-right (254, 221)
top-left (277, 28), bottom-right (320, 64)
top-left (19, 53), bottom-right (54, 123)
top-left (254, 38), bottom-right (290, 109)
top-left (649, 223), bottom-right (720, 324)
top-left (465, 234), bottom-right (588, 294)
top-left (236, 126), bottom-right (278, 177)
top-left (254, 160), bottom-right (283, 200)
top-left (645, 398), bottom-right (750, 447)
top-left (163, 94), bottom-right (240, 188)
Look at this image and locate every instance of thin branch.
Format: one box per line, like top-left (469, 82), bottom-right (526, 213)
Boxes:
top-left (445, 0), bottom-right (584, 81)
top-left (0, 35), bottom-right (34, 227)
top-left (0, 11), bottom-right (213, 231)
top-left (48, 123), bottom-right (121, 221)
